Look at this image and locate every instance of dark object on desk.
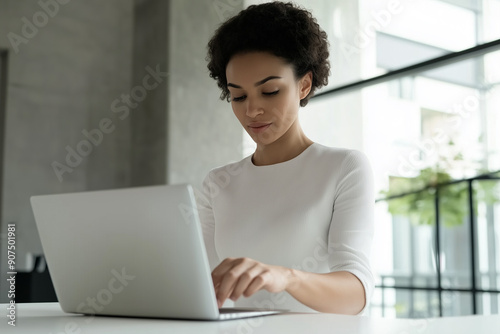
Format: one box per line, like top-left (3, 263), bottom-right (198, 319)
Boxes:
top-left (16, 255), bottom-right (58, 302)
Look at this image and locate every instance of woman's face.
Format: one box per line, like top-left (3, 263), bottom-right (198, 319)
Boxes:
top-left (225, 52), bottom-right (311, 147)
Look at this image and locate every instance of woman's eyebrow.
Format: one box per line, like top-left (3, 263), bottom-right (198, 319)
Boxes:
top-left (227, 76), bottom-right (282, 89)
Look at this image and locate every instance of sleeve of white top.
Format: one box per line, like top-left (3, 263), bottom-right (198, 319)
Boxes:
top-left (327, 150), bottom-right (375, 315)
top-left (195, 171), bottom-right (220, 272)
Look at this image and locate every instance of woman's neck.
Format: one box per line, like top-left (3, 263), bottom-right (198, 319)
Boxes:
top-left (252, 122), bottom-right (313, 166)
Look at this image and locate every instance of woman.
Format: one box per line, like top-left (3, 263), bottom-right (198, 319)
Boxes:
top-left (198, 1), bottom-right (374, 315)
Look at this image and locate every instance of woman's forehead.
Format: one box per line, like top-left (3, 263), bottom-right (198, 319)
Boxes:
top-left (226, 52), bottom-right (293, 84)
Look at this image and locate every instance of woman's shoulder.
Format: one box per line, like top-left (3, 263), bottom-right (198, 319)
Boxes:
top-left (306, 144), bottom-right (373, 185)
top-left (203, 156), bottom-right (250, 181)
top-left (310, 143), bottom-right (370, 166)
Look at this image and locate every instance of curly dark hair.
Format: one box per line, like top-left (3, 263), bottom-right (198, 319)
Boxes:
top-left (206, 1), bottom-right (330, 107)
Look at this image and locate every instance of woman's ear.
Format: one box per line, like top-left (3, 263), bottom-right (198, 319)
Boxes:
top-left (299, 71), bottom-right (313, 100)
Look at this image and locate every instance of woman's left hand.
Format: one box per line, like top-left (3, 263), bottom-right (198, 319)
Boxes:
top-left (211, 257), bottom-right (294, 308)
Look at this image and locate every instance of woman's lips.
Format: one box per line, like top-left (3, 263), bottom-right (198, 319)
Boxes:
top-left (248, 123), bottom-right (272, 133)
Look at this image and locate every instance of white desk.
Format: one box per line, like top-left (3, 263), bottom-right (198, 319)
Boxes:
top-left (2, 303), bottom-right (499, 333)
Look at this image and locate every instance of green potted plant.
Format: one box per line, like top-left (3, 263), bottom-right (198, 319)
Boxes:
top-left (380, 140), bottom-right (499, 227)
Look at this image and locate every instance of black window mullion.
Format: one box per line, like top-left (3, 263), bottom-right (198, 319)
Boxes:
top-left (312, 38), bottom-right (500, 100)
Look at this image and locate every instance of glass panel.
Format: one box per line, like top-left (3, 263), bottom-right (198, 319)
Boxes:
top-left (372, 201), bottom-right (395, 287)
top-left (407, 290), bottom-right (441, 318)
top-left (477, 292), bottom-right (500, 315)
top-left (475, 179), bottom-right (500, 290)
top-left (368, 0), bottom-right (476, 51)
top-left (484, 51), bottom-right (500, 171)
top-left (370, 287), bottom-right (440, 318)
top-left (404, 214), bottom-right (438, 288)
top-left (369, 287), bottom-right (385, 317)
top-left (359, 0), bottom-right (499, 84)
top-left (358, 0), bottom-right (479, 85)
top-left (302, 50), bottom-right (500, 197)
top-left (439, 182), bottom-right (472, 289)
top-left (372, 186), bottom-right (439, 290)
top-left (442, 291), bottom-right (473, 316)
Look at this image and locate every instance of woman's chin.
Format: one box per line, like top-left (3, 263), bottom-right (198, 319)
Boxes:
top-left (251, 137), bottom-right (277, 147)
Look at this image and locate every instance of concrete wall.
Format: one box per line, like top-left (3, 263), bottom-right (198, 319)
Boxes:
top-left (130, 0), bottom-right (245, 188)
top-left (167, 0), bottom-right (244, 188)
top-left (0, 0), bottom-right (134, 302)
top-left (130, 0), bottom-right (168, 186)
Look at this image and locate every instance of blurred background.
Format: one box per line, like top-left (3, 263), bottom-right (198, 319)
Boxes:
top-left (0, 0), bottom-right (499, 318)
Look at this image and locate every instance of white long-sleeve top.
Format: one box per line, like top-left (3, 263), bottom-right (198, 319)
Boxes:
top-left (196, 142), bottom-right (374, 314)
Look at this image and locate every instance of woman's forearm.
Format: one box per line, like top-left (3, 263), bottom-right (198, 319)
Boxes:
top-left (285, 269), bottom-right (366, 315)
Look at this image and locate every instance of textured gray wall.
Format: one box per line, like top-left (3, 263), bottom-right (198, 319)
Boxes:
top-left (167, 0), bottom-right (244, 188)
top-left (0, 0), bottom-right (134, 302)
top-left (132, 0), bottom-right (245, 188)
top-left (130, 0), bottom-right (168, 186)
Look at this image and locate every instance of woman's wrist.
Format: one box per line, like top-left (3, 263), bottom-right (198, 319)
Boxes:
top-left (284, 267), bottom-right (303, 293)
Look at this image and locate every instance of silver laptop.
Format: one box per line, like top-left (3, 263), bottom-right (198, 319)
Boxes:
top-left (30, 184), bottom-right (286, 321)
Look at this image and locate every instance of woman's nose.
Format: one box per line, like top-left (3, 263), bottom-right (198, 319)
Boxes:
top-left (245, 98), bottom-right (264, 118)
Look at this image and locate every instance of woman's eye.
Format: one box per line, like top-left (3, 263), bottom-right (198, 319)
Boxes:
top-left (232, 90), bottom-right (279, 102)
top-left (232, 95), bottom-right (246, 102)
